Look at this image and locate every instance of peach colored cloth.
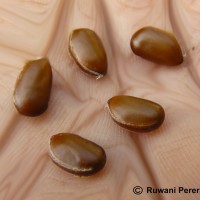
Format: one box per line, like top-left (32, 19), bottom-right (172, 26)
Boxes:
top-left (0, 1), bottom-right (200, 200)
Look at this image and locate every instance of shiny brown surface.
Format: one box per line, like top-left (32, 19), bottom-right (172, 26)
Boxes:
top-left (49, 133), bottom-right (106, 176)
top-left (130, 26), bottom-right (183, 66)
top-left (107, 95), bottom-right (165, 132)
top-left (68, 28), bottom-right (107, 77)
top-left (13, 58), bottom-right (52, 116)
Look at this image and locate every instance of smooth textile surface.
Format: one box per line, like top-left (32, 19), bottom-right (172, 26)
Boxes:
top-left (0, 0), bottom-right (200, 200)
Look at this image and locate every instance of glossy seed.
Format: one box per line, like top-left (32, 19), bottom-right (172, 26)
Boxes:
top-left (68, 28), bottom-right (107, 78)
top-left (13, 58), bottom-right (52, 116)
top-left (49, 133), bottom-right (106, 176)
top-left (107, 95), bottom-right (165, 132)
top-left (130, 26), bottom-right (183, 66)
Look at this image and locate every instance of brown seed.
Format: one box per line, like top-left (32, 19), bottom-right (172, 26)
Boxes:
top-left (130, 26), bottom-right (183, 66)
top-left (68, 28), bottom-right (107, 78)
top-left (49, 133), bottom-right (106, 176)
top-left (107, 95), bottom-right (165, 132)
top-left (13, 58), bottom-right (52, 116)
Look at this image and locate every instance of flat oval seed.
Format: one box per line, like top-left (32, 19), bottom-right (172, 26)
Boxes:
top-left (107, 95), bottom-right (165, 132)
top-left (13, 58), bottom-right (52, 116)
top-left (130, 26), bottom-right (183, 66)
top-left (49, 133), bottom-right (106, 176)
top-left (68, 28), bottom-right (107, 78)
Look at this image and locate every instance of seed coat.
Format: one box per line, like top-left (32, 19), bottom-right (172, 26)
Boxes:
top-left (49, 133), bottom-right (106, 176)
top-left (107, 95), bottom-right (165, 132)
top-left (68, 28), bottom-right (107, 78)
top-left (13, 58), bottom-right (52, 116)
top-left (130, 26), bottom-right (183, 66)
